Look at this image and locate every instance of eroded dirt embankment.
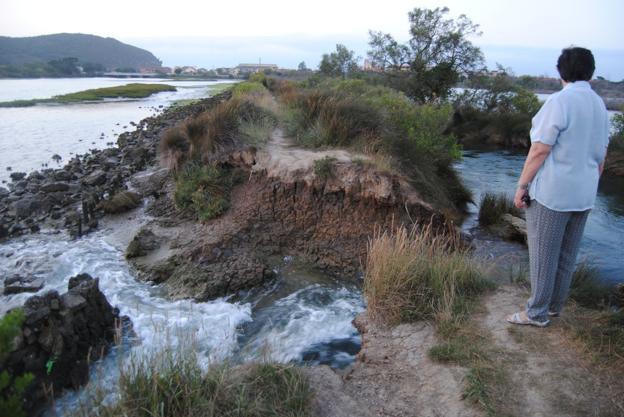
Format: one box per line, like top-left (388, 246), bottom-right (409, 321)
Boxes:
top-left (126, 128), bottom-right (440, 301)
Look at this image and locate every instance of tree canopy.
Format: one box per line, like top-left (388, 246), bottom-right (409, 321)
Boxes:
top-left (319, 44), bottom-right (359, 78)
top-left (368, 7), bottom-right (484, 103)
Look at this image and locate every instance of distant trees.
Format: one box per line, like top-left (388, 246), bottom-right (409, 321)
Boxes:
top-left (319, 44), bottom-right (359, 78)
top-left (298, 61), bottom-right (308, 72)
top-left (368, 7), bottom-right (483, 103)
top-left (0, 57), bottom-right (106, 78)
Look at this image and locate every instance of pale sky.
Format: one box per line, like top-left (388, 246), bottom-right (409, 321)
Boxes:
top-left (1, 0), bottom-right (623, 78)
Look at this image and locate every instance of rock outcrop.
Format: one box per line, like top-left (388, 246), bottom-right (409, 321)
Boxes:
top-left (1, 274), bottom-right (130, 415)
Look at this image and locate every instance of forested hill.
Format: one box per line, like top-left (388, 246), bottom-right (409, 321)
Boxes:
top-left (0, 33), bottom-right (162, 71)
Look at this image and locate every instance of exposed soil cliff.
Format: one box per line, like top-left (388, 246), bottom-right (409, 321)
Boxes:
top-left (127, 129), bottom-right (440, 300)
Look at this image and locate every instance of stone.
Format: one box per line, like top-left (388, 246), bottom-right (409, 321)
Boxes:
top-left (60, 292), bottom-right (87, 310)
top-left (82, 170), bottom-right (107, 186)
top-left (40, 182), bottom-right (70, 193)
top-left (53, 170), bottom-right (72, 181)
top-left (500, 214), bottom-right (527, 243)
top-left (12, 197), bottom-right (42, 219)
top-left (10, 172), bottom-right (27, 181)
top-left (3, 274), bottom-right (126, 415)
top-left (126, 228), bottom-right (161, 258)
top-left (3, 275), bottom-right (44, 295)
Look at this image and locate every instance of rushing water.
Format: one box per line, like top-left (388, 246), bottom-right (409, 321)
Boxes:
top-left (0, 77), bottom-right (365, 414)
top-left (0, 78), bottom-right (235, 184)
top-left (0, 227), bottom-right (364, 414)
top-left (456, 150), bottom-right (624, 285)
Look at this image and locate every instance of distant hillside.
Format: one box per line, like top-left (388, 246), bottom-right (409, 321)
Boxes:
top-left (0, 33), bottom-right (162, 70)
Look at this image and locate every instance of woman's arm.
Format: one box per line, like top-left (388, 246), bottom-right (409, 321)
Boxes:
top-left (514, 142), bottom-right (553, 208)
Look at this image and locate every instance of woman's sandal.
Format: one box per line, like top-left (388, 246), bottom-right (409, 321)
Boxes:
top-left (506, 311), bottom-right (550, 327)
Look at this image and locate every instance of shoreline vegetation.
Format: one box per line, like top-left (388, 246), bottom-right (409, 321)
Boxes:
top-left (0, 83), bottom-right (177, 107)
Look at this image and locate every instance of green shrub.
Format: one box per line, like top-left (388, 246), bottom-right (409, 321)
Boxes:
top-left (276, 77), bottom-right (471, 212)
top-left (313, 156), bottom-right (336, 180)
top-left (0, 309), bottom-right (33, 417)
top-left (232, 81), bottom-right (266, 98)
top-left (610, 111), bottom-right (624, 152)
top-left (478, 192), bottom-right (521, 227)
top-left (174, 162), bottom-right (236, 221)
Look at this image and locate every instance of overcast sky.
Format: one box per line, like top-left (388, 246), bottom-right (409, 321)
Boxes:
top-left (2, 0), bottom-right (623, 79)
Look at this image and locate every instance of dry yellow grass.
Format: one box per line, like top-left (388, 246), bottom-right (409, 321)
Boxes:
top-left (364, 224), bottom-right (490, 326)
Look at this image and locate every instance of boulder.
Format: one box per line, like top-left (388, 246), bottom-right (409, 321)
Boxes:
top-left (500, 214), bottom-right (527, 243)
top-left (130, 168), bottom-right (170, 197)
top-left (1, 273), bottom-right (130, 415)
top-left (82, 169), bottom-right (107, 186)
top-left (40, 182), bottom-right (70, 193)
top-left (3, 275), bottom-right (44, 295)
top-left (126, 227), bottom-right (161, 258)
top-left (12, 197), bottom-right (42, 219)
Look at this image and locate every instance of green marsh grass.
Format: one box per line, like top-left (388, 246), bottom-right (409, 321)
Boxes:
top-left (0, 83), bottom-right (176, 107)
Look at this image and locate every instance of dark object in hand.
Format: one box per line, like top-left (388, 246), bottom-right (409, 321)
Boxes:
top-left (521, 193), bottom-right (531, 207)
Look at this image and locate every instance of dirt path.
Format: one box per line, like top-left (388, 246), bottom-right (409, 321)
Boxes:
top-left (308, 283), bottom-right (623, 417)
top-left (253, 127), bottom-right (365, 181)
top-left (308, 313), bottom-right (481, 417)
top-left (480, 284), bottom-right (623, 417)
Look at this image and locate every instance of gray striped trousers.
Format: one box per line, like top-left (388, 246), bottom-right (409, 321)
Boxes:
top-left (525, 200), bottom-right (590, 321)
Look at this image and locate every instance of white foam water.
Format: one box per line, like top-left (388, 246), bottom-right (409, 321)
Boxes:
top-left (0, 230), bottom-right (364, 415)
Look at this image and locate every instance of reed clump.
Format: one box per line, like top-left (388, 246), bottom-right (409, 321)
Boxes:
top-left (364, 224), bottom-right (491, 326)
top-left (478, 192), bottom-right (521, 227)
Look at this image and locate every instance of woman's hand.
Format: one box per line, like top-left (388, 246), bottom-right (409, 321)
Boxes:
top-left (514, 187), bottom-right (528, 209)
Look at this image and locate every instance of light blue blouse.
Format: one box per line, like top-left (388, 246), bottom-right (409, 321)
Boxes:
top-left (528, 81), bottom-right (610, 212)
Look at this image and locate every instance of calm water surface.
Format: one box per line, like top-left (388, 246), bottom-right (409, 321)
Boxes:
top-left (456, 150), bottom-right (624, 285)
top-left (0, 78), bottom-right (235, 183)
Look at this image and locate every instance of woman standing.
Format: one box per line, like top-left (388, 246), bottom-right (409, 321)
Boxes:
top-left (507, 47), bottom-right (610, 327)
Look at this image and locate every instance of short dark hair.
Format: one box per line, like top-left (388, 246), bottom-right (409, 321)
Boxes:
top-left (556, 47), bottom-right (595, 82)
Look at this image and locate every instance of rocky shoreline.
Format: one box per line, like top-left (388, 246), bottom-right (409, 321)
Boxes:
top-left (0, 91), bottom-right (233, 241)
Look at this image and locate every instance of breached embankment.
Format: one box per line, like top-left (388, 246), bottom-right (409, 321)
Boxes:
top-left (124, 127), bottom-right (440, 301)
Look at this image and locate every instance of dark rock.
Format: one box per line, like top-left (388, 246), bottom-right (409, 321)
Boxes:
top-left (130, 168), bottom-right (169, 197)
top-left (10, 172), bottom-right (27, 181)
top-left (126, 227), bottom-right (160, 258)
top-left (12, 197), bottom-right (42, 219)
top-left (0, 186), bottom-right (10, 199)
top-left (4, 274), bottom-right (126, 415)
top-left (53, 169), bottom-right (72, 181)
top-left (3, 275), bottom-right (44, 295)
top-left (27, 171), bottom-right (45, 181)
top-left (40, 182), bottom-right (70, 193)
top-left (82, 169), bottom-right (107, 186)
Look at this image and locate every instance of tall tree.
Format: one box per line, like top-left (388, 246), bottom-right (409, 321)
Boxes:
top-left (368, 7), bottom-right (484, 102)
top-left (319, 44), bottom-right (359, 78)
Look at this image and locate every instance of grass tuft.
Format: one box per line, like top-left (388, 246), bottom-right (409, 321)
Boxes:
top-left (569, 263), bottom-right (613, 309)
top-left (478, 192), bottom-right (521, 227)
top-left (364, 224), bottom-right (491, 326)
